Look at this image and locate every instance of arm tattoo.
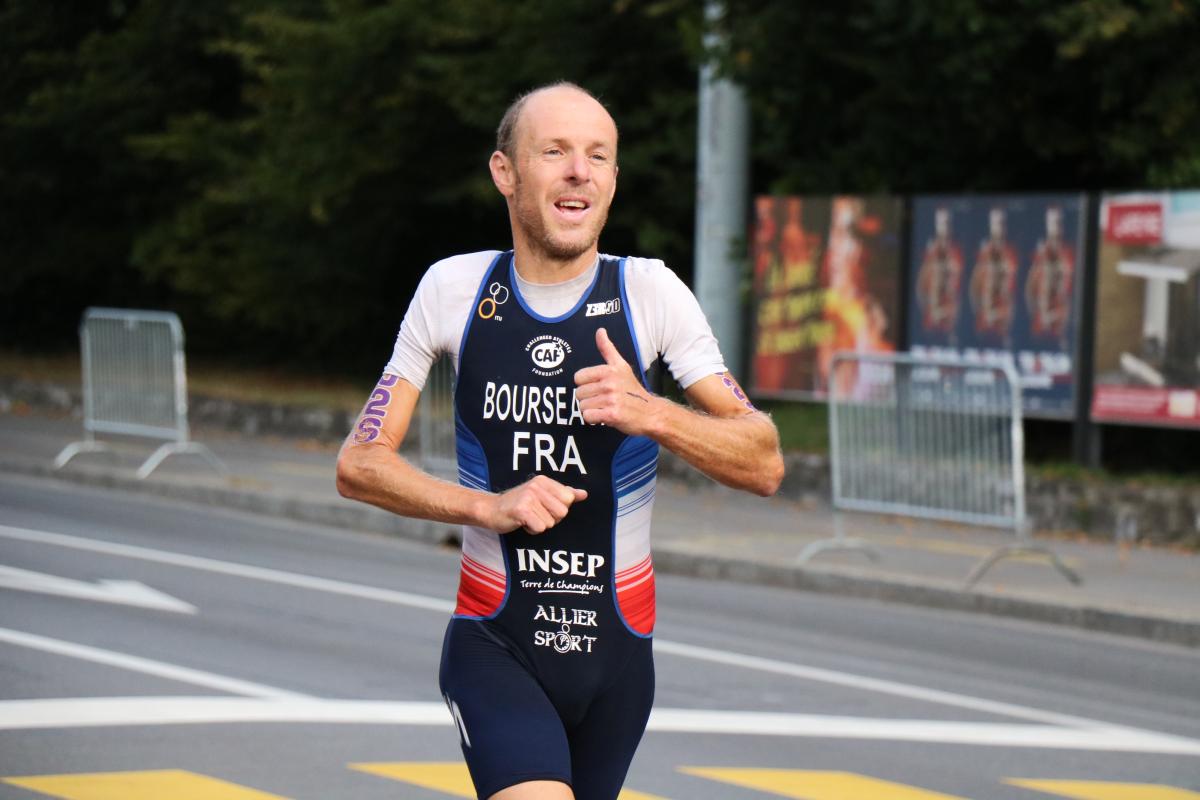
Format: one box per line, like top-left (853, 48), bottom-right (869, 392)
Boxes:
top-left (720, 373), bottom-right (757, 412)
top-left (353, 373), bottom-right (399, 444)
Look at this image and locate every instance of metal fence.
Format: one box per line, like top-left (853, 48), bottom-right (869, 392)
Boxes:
top-left (54, 308), bottom-right (226, 480)
top-left (803, 351), bottom-right (1079, 587)
top-left (417, 356), bottom-right (457, 482)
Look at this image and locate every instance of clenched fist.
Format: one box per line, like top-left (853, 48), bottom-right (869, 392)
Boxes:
top-left (486, 474), bottom-right (588, 534)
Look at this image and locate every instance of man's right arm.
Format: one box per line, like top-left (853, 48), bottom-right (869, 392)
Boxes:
top-left (334, 373), bottom-right (587, 533)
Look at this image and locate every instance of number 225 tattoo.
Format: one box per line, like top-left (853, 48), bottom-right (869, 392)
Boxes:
top-left (353, 373), bottom-right (399, 444)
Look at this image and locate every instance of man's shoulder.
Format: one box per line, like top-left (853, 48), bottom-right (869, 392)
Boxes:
top-left (419, 251), bottom-right (505, 300)
top-left (607, 254), bottom-right (692, 298)
top-left (427, 250), bottom-right (505, 278)
top-left (608, 253), bottom-right (668, 273)
top-left (606, 254), bottom-right (679, 287)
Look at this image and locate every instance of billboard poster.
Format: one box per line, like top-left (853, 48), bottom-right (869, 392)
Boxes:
top-left (1092, 191), bottom-right (1200, 428)
top-left (750, 195), bottom-right (903, 399)
top-left (906, 194), bottom-right (1085, 417)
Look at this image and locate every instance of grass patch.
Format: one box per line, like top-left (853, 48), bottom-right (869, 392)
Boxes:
top-left (0, 349), bottom-right (371, 414)
top-left (186, 359), bottom-right (369, 413)
top-left (1029, 460), bottom-right (1200, 487)
top-left (0, 350), bottom-right (80, 385)
top-left (757, 399), bottom-right (829, 454)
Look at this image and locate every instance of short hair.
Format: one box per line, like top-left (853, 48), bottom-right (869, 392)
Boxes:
top-left (495, 82), bottom-right (610, 159)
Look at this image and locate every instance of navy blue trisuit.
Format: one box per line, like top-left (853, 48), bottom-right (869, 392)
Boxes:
top-left (439, 251), bottom-right (660, 799)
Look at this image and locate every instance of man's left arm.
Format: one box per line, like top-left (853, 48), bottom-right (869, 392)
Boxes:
top-left (575, 328), bottom-right (784, 497)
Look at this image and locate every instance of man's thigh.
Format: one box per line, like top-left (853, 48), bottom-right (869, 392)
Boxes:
top-left (440, 619), bottom-right (574, 798)
top-left (567, 640), bottom-right (655, 800)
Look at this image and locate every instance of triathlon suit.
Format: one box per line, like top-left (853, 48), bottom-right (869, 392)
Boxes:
top-left (440, 251), bottom-right (658, 800)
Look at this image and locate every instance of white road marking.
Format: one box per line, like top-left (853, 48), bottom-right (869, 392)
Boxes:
top-left (0, 565), bottom-right (196, 614)
top-left (0, 628), bottom-right (309, 700)
top-left (0, 523), bottom-right (454, 614)
top-left (0, 697), bottom-right (1198, 755)
top-left (653, 639), bottom-right (1103, 730)
top-left (0, 522), bottom-right (1185, 750)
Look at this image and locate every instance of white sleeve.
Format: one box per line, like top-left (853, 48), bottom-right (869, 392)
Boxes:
top-left (385, 251), bottom-right (498, 389)
top-left (624, 257), bottom-right (727, 389)
top-left (385, 266), bottom-right (440, 390)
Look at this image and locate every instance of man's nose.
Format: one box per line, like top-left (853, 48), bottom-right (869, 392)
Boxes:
top-left (564, 152), bottom-right (590, 182)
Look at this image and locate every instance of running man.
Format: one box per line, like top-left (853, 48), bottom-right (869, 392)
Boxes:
top-left (336, 82), bottom-right (784, 800)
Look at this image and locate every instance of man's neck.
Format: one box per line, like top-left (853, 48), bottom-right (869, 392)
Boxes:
top-left (511, 241), bottom-right (599, 285)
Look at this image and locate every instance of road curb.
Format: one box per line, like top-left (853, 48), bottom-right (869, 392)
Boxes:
top-left (650, 549), bottom-right (1200, 647)
top-left (2, 457), bottom-right (1197, 649)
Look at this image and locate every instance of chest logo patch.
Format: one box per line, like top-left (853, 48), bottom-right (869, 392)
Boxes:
top-left (526, 334), bottom-right (572, 376)
top-left (585, 298), bottom-right (621, 317)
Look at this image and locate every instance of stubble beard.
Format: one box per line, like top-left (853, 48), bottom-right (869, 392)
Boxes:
top-left (513, 170), bottom-right (608, 263)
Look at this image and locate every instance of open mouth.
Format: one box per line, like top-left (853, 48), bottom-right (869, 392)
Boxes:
top-left (554, 198), bottom-right (591, 221)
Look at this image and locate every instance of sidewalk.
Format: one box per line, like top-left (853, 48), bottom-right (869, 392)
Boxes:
top-left (1, 410), bottom-right (1197, 647)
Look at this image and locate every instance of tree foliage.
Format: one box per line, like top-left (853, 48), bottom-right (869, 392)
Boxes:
top-left (122, 0), bottom-right (699, 369)
top-left (3, 0), bottom-right (1198, 371)
top-left (0, 0), bottom-right (243, 350)
top-left (715, 0), bottom-right (1200, 193)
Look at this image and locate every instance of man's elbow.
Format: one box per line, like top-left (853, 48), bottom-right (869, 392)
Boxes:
top-left (335, 451), bottom-right (367, 500)
top-left (752, 451), bottom-right (785, 497)
top-left (750, 420), bottom-right (785, 497)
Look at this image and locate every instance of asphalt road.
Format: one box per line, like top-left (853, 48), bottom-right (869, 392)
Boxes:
top-left (0, 473), bottom-right (1198, 800)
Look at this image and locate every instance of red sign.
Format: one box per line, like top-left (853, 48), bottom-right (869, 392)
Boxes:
top-left (1105, 202), bottom-right (1164, 245)
top-left (1092, 386), bottom-right (1200, 427)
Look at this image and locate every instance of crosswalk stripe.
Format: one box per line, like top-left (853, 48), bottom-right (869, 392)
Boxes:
top-left (350, 762), bottom-right (671, 799)
top-left (1, 769), bottom-right (288, 800)
top-left (679, 768), bottom-right (969, 799)
top-left (7, 766), bottom-right (1197, 799)
top-left (350, 763), bottom-right (475, 797)
top-left (1008, 780), bottom-right (1200, 799)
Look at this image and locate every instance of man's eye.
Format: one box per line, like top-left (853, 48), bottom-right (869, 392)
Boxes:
top-left (590, 153), bottom-right (609, 163)
top-left (545, 148), bottom-right (563, 156)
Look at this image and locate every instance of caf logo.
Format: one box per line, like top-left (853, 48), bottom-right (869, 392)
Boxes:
top-left (525, 334), bottom-right (572, 376)
top-left (531, 342), bottom-right (565, 369)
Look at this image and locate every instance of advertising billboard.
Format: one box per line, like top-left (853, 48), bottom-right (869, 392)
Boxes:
top-left (1092, 191), bottom-right (1200, 428)
top-left (906, 194), bottom-right (1086, 418)
top-left (750, 195), bottom-right (903, 399)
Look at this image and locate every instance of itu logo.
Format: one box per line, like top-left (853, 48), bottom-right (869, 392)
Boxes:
top-left (477, 282), bottom-right (509, 321)
top-left (525, 334), bottom-right (572, 377)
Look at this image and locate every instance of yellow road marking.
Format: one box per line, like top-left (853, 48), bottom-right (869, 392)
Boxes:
top-left (2, 770), bottom-right (288, 800)
top-left (680, 768), bottom-right (968, 799)
top-left (351, 762), bottom-right (475, 797)
top-left (350, 762), bottom-right (670, 799)
top-left (1009, 779), bottom-right (1200, 799)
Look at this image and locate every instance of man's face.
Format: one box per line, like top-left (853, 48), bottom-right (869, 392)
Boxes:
top-left (499, 88), bottom-right (618, 262)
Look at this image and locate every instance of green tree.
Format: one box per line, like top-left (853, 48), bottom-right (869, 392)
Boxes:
top-left (714, 0), bottom-right (1200, 193)
top-left (0, 0), bottom-right (242, 350)
top-left (133, 0), bottom-right (702, 371)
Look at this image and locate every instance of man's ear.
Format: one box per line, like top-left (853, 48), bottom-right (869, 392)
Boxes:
top-left (490, 150), bottom-right (515, 198)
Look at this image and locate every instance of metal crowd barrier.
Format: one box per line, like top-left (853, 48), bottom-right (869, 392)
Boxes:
top-left (802, 351), bottom-right (1079, 588)
top-left (417, 355), bottom-right (457, 481)
top-left (54, 308), bottom-right (226, 480)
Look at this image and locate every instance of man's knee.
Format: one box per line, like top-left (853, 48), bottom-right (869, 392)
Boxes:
top-left (490, 779), bottom-right (574, 800)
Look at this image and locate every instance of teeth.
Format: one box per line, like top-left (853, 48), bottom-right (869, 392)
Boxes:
top-left (559, 200), bottom-right (586, 209)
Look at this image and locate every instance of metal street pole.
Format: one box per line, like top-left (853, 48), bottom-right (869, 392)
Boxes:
top-left (694, 0), bottom-right (750, 378)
